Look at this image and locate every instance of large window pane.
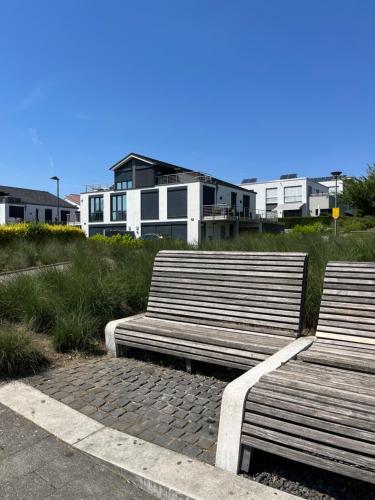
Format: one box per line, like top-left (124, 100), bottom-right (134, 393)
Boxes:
top-left (266, 187), bottom-right (278, 204)
top-left (284, 185), bottom-right (302, 203)
top-left (141, 190), bottom-right (159, 220)
top-left (89, 196), bottom-right (103, 222)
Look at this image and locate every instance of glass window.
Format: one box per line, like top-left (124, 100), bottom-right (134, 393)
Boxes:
top-left (115, 180), bottom-right (132, 190)
top-left (111, 194), bottom-right (127, 221)
top-left (89, 196), bottom-right (103, 221)
top-left (284, 185), bottom-right (302, 203)
top-left (266, 187), bottom-right (278, 204)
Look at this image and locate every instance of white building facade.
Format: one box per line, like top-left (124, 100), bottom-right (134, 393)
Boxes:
top-left (0, 186), bottom-right (76, 225)
top-left (80, 153), bottom-right (257, 244)
top-left (240, 176), bottom-right (329, 218)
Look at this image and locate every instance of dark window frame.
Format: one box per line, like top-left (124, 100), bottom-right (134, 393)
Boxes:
top-left (141, 190), bottom-right (159, 220)
top-left (89, 195), bottom-right (104, 222)
top-left (167, 186), bottom-right (187, 219)
top-left (111, 193), bottom-right (127, 221)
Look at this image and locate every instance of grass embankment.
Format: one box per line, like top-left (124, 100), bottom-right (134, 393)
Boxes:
top-left (0, 233), bottom-right (374, 376)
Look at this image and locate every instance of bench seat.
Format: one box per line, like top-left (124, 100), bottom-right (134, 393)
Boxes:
top-left (242, 360), bottom-right (375, 484)
top-left (239, 261), bottom-right (375, 484)
top-left (298, 339), bottom-right (375, 373)
top-left (115, 316), bottom-right (291, 370)
top-left (108, 250), bottom-right (309, 370)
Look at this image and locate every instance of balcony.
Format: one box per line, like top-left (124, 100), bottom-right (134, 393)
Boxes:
top-left (202, 204), bottom-right (235, 220)
top-left (158, 172), bottom-right (214, 185)
top-left (89, 212), bottom-right (103, 222)
top-left (111, 210), bottom-right (127, 221)
top-left (256, 210), bottom-right (278, 221)
top-left (202, 205), bottom-right (255, 221)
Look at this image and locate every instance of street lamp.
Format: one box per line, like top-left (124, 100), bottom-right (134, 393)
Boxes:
top-left (50, 176), bottom-right (60, 224)
top-left (331, 170), bottom-right (342, 236)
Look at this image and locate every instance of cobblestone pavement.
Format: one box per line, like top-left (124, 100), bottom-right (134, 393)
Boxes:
top-left (28, 356), bottom-right (228, 465)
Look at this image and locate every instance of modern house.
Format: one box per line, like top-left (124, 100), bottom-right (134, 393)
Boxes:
top-left (0, 185), bottom-right (76, 225)
top-left (240, 174), bottom-right (330, 218)
top-left (80, 153), bottom-right (258, 243)
top-left (310, 175), bottom-right (352, 195)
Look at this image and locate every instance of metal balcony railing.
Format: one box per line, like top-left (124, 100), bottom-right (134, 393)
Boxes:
top-left (202, 204), bottom-right (235, 219)
top-left (256, 210), bottom-right (278, 221)
top-left (158, 172), bottom-right (214, 185)
top-left (89, 212), bottom-right (103, 222)
top-left (111, 210), bottom-right (127, 221)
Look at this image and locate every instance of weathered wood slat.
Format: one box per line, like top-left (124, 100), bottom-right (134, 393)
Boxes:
top-left (150, 290), bottom-right (301, 309)
top-left (248, 385), bottom-right (375, 424)
top-left (244, 402), bottom-right (375, 441)
top-left (242, 415), bottom-right (375, 458)
top-left (148, 297), bottom-right (301, 318)
top-left (115, 338), bottom-right (256, 370)
top-left (241, 434), bottom-right (375, 484)
top-left (241, 425), bottom-right (375, 472)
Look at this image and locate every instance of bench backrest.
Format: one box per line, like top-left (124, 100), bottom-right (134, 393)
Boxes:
top-left (146, 251), bottom-right (308, 337)
top-left (317, 261), bottom-right (375, 348)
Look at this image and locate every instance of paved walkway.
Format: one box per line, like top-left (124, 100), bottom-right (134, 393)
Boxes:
top-left (28, 356), bottom-right (227, 464)
top-left (0, 402), bottom-right (154, 499)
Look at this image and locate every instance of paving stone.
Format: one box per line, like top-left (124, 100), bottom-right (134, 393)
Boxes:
top-left (172, 418), bottom-right (188, 429)
top-left (27, 356), bottom-right (228, 461)
top-left (167, 439), bottom-right (185, 453)
top-left (197, 450), bottom-right (215, 464)
top-left (182, 445), bottom-right (202, 458)
top-left (184, 422), bottom-right (202, 433)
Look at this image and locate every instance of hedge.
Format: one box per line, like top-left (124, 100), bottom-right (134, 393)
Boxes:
top-left (0, 223), bottom-right (85, 243)
top-left (282, 215), bottom-right (332, 229)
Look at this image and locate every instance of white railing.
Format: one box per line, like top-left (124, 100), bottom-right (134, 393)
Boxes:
top-left (202, 204), bottom-right (235, 219)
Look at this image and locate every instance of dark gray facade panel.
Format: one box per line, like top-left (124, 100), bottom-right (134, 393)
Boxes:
top-left (115, 166), bottom-right (133, 183)
top-left (203, 185), bottom-right (215, 205)
top-left (141, 190), bottom-right (159, 220)
top-left (167, 187), bottom-right (187, 218)
top-left (135, 166), bottom-right (156, 188)
top-left (141, 222), bottom-right (187, 242)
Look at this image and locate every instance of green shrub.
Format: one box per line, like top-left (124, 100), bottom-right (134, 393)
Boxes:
top-left (290, 222), bottom-right (325, 234)
top-left (0, 323), bottom-right (48, 377)
top-left (282, 215), bottom-right (332, 229)
top-left (90, 233), bottom-right (144, 247)
top-left (0, 223), bottom-right (85, 244)
top-left (52, 311), bottom-right (98, 352)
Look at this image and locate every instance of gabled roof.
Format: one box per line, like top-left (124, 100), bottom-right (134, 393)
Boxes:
top-left (0, 185), bottom-right (74, 209)
top-left (64, 194), bottom-right (80, 207)
top-left (109, 152), bottom-right (192, 173)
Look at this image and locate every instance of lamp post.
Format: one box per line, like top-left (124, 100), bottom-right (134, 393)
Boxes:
top-left (50, 176), bottom-right (60, 224)
top-left (331, 170), bottom-right (342, 237)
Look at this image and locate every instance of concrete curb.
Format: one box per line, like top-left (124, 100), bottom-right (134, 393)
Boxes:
top-left (0, 382), bottom-right (296, 500)
top-left (215, 336), bottom-right (315, 474)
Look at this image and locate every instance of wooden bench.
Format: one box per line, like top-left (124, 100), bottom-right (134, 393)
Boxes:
top-left (240, 261), bottom-right (375, 484)
top-left (105, 250), bottom-right (309, 370)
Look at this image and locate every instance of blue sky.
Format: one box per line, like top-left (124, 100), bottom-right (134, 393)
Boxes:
top-left (0, 0), bottom-right (374, 196)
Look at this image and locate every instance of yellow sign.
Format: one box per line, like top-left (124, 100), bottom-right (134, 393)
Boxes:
top-left (332, 207), bottom-right (340, 219)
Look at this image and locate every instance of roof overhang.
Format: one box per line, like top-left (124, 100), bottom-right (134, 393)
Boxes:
top-left (110, 154), bottom-right (155, 171)
top-left (276, 202), bottom-right (305, 211)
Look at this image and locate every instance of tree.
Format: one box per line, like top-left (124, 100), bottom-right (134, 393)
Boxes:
top-left (340, 165), bottom-right (375, 216)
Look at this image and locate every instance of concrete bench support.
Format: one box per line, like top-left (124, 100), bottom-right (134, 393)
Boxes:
top-left (105, 314), bottom-right (145, 356)
top-left (215, 336), bottom-right (315, 474)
